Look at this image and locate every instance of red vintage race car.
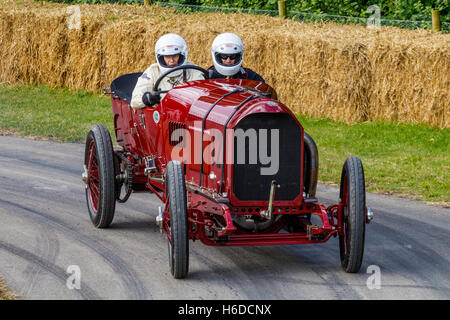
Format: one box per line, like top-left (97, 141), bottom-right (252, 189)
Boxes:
top-left (82, 65), bottom-right (373, 279)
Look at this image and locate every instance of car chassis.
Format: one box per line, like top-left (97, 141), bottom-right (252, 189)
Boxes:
top-left (83, 65), bottom-right (373, 278)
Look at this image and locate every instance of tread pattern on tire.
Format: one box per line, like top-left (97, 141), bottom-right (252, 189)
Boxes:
top-left (166, 161), bottom-right (189, 279)
top-left (340, 156), bottom-right (366, 273)
top-left (85, 124), bottom-right (116, 228)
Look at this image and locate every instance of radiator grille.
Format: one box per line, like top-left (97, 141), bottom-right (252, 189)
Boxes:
top-left (233, 113), bottom-right (302, 201)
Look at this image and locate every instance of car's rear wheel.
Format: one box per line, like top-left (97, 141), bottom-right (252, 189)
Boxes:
top-left (339, 156), bottom-right (366, 273)
top-left (164, 161), bottom-right (189, 279)
top-left (84, 124), bottom-right (116, 228)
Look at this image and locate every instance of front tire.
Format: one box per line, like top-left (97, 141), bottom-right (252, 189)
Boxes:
top-left (339, 156), bottom-right (366, 273)
top-left (165, 161), bottom-right (189, 279)
top-left (84, 124), bottom-right (116, 228)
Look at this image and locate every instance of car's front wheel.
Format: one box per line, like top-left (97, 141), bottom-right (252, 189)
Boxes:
top-left (84, 124), bottom-right (116, 228)
top-left (339, 156), bottom-right (366, 273)
top-left (164, 161), bottom-right (189, 279)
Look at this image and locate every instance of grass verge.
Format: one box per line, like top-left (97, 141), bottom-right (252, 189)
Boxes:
top-left (0, 276), bottom-right (16, 300)
top-left (0, 84), bottom-right (113, 142)
top-left (0, 84), bottom-right (448, 206)
top-left (299, 116), bottom-right (449, 206)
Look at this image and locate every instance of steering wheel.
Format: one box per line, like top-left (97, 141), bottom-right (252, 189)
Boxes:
top-left (152, 65), bottom-right (209, 93)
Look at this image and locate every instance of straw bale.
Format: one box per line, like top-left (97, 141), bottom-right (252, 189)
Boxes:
top-left (0, 1), bottom-right (448, 127)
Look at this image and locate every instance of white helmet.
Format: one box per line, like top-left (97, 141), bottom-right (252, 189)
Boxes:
top-left (211, 33), bottom-right (244, 76)
top-left (155, 33), bottom-right (188, 77)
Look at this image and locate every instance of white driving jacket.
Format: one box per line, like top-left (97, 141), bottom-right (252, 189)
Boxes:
top-left (130, 62), bottom-right (205, 109)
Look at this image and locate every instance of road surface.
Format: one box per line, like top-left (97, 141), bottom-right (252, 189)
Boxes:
top-left (0, 135), bottom-right (448, 299)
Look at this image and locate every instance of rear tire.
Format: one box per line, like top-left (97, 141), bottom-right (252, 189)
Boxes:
top-left (339, 156), bottom-right (366, 273)
top-left (165, 161), bottom-right (189, 279)
top-left (84, 124), bottom-right (116, 228)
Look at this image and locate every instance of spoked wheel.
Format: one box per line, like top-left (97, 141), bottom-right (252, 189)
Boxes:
top-left (339, 156), bottom-right (366, 273)
top-left (163, 161), bottom-right (189, 279)
top-left (84, 124), bottom-right (116, 228)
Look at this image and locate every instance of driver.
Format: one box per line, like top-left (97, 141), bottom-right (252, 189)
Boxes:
top-left (130, 33), bottom-right (205, 109)
top-left (208, 33), bottom-right (265, 82)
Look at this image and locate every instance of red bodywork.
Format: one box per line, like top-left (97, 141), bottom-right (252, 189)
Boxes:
top-left (110, 78), bottom-right (342, 247)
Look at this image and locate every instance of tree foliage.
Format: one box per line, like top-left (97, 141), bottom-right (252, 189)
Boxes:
top-left (43, 0), bottom-right (450, 22)
top-left (162, 0), bottom-right (449, 22)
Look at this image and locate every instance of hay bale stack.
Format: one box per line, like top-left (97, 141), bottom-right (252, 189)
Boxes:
top-left (0, 1), bottom-right (448, 127)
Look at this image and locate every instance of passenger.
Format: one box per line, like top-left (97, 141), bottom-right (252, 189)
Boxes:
top-left (130, 33), bottom-right (205, 109)
top-left (208, 32), bottom-right (265, 83)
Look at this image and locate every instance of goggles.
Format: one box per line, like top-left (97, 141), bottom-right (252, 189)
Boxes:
top-left (219, 53), bottom-right (239, 61)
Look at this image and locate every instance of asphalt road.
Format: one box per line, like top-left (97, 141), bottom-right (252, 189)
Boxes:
top-left (0, 135), bottom-right (449, 300)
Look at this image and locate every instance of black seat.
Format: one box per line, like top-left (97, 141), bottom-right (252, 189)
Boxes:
top-left (110, 72), bottom-right (143, 103)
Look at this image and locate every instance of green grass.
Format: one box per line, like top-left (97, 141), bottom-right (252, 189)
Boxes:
top-left (299, 116), bottom-right (449, 205)
top-left (0, 84), bottom-right (448, 205)
top-left (0, 276), bottom-right (15, 300)
top-left (0, 84), bottom-right (114, 142)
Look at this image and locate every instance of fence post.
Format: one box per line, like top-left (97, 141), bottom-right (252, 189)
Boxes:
top-left (432, 10), bottom-right (441, 32)
top-left (278, 1), bottom-right (287, 19)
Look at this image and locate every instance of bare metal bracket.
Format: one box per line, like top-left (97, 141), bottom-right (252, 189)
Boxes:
top-left (261, 180), bottom-right (280, 220)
